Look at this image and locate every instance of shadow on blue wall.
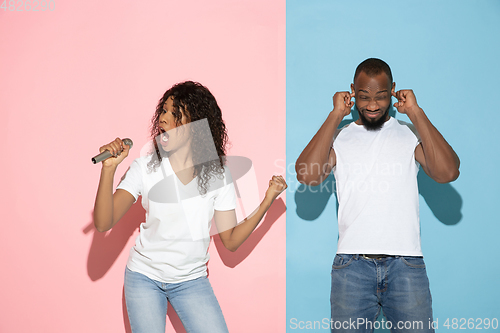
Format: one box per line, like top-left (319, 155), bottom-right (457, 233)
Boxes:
top-left (417, 171), bottom-right (462, 225)
top-left (295, 173), bottom-right (336, 221)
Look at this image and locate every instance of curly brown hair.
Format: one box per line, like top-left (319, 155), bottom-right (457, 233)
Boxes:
top-left (148, 81), bottom-right (229, 195)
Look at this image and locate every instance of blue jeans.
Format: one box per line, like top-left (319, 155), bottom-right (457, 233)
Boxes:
top-left (330, 254), bottom-right (434, 333)
top-left (124, 267), bottom-right (229, 333)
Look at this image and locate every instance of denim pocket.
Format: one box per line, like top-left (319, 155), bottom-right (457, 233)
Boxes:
top-left (400, 256), bottom-right (426, 268)
top-left (332, 254), bottom-right (355, 269)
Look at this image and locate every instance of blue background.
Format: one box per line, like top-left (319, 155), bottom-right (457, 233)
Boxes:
top-left (286, 0), bottom-right (500, 331)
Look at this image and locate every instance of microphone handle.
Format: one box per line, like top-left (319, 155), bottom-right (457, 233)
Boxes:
top-left (92, 150), bottom-right (113, 164)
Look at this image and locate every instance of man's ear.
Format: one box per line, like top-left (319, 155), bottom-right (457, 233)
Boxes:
top-left (391, 82), bottom-right (396, 95)
top-left (351, 83), bottom-right (355, 94)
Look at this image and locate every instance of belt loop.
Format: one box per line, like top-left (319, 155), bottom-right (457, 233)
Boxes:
top-left (354, 254), bottom-right (359, 260)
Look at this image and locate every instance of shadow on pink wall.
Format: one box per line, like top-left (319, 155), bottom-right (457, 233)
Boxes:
top-left (82, 197), bottom-right (285, 332)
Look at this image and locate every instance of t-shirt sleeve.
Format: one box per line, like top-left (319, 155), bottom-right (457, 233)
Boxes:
top-left (401, 121), bottom-right (422, 168)
top-left (214, 167), bottom-right (237, 211)
top-left (332, 128), bottom-right (341, 144)
top-left (332, 122), bottom-right (352, 148)
top-left (406, 123), bottom-right (421, 145)
top-left (116, 159), bottom-right (143, 203)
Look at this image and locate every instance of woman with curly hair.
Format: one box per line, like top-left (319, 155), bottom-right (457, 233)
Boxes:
top-left (93, 81), bottom-right (286, 333)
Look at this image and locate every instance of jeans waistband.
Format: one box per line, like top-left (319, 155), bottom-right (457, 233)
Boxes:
top-left (358, 254), bottom-right (424, 260)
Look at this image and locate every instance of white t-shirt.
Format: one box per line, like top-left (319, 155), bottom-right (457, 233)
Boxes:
top-left (117, 155), bottom-right (237, 283)
top-left (332, 117), bottom-right (423, 256)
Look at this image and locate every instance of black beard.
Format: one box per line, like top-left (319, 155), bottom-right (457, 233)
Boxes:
top-left (357, 106), bottom-right (390, 131)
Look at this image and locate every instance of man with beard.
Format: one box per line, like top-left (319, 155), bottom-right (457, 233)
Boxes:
top-left (295, 58), bottom-right (460, 332)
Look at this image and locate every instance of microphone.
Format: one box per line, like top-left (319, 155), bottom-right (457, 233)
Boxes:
top-left (92, 138), bottom-right (133, 164)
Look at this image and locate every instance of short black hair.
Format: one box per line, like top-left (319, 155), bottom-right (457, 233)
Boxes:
top-left (353, 58), bottom-right (393, 84)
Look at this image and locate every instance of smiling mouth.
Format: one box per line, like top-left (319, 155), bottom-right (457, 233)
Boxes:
top-left (364, 111), bottom-right (380, 119)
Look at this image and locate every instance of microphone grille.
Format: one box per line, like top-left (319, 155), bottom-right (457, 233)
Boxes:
top-left (122, 138), bottom-right (134, 149)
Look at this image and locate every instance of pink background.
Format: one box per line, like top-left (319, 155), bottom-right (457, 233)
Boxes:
top-left (0, 1), bottom-right (285, 332)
